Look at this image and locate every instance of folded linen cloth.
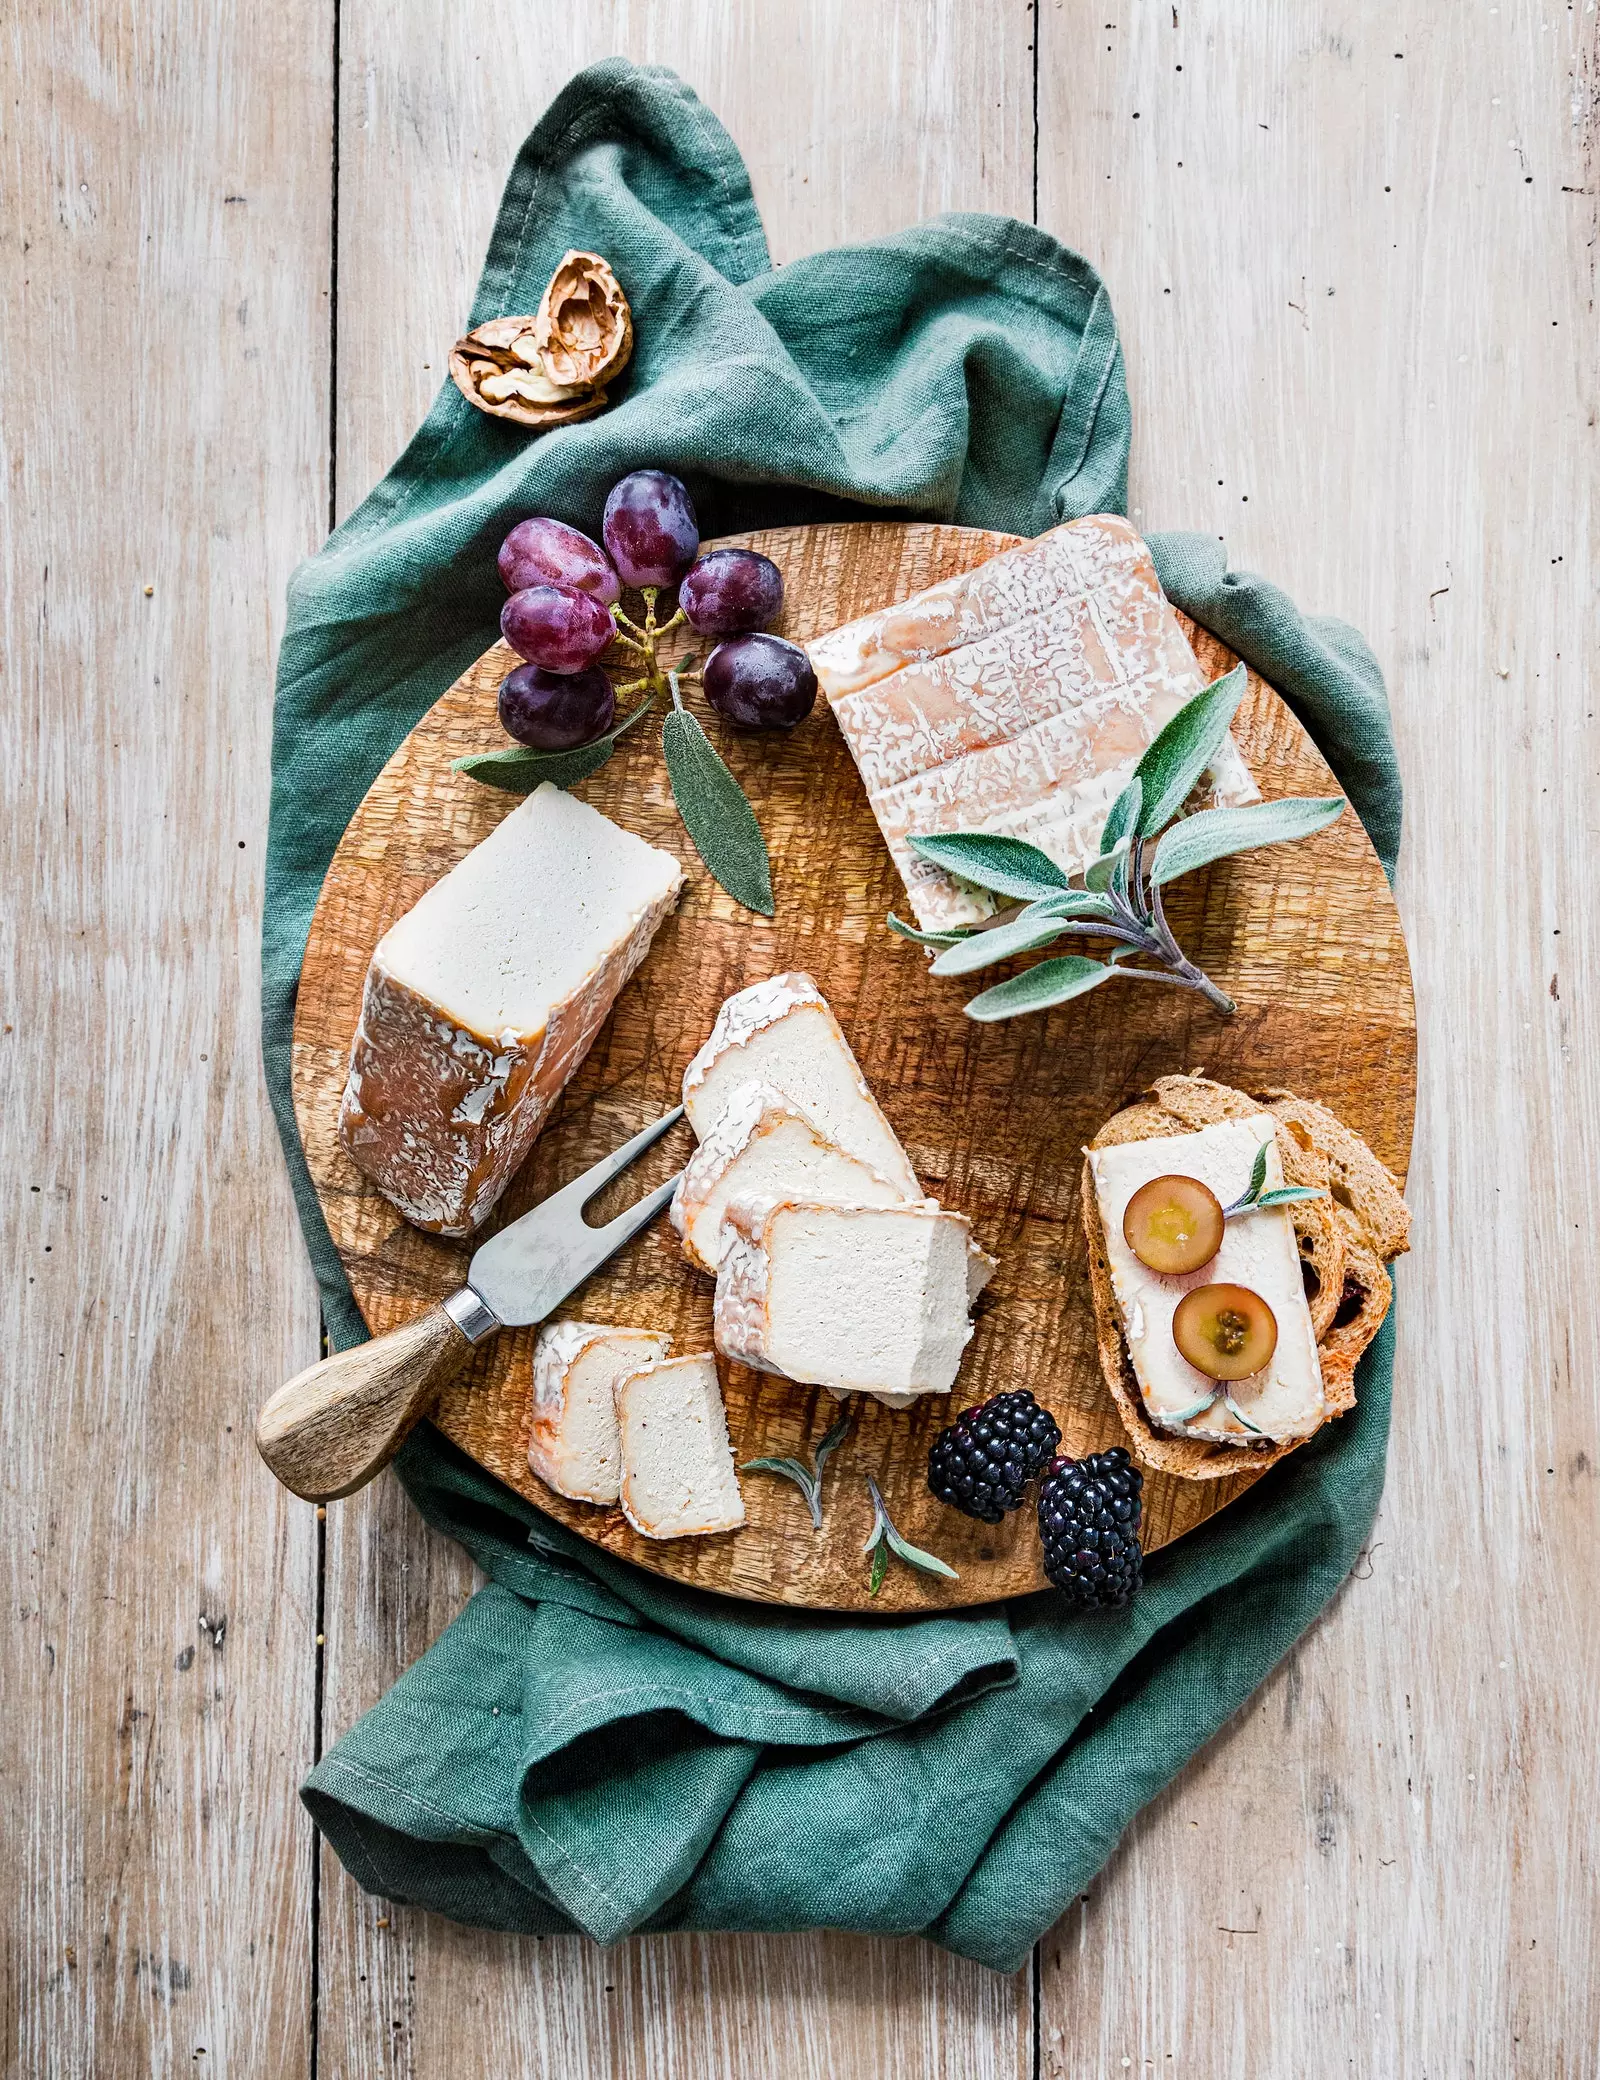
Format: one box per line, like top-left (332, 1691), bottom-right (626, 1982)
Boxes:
top-left (262, 58), bottom-right (1403, 1971)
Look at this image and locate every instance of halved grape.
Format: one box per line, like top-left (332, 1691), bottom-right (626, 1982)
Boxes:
top-left (498, 517), bottom-right (620, 606)
top-left (1172, 1283), bottom-right (1279, 1383)
top-left (602, 470), bottom-right (699, 588)
top-left (680, 548), bottom-right (783, 635)
top-left (501, 582), bottom-right (614, 673)
top-left (702, 633), bottom-right (817, 731)
top-left (1123, 1175), bottom-right (1225, 1275)
top-left (498, 663), bottom-right (615, 751)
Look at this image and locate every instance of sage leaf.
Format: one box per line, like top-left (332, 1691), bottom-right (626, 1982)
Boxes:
top-left (888, 914), bottom-right (975, 948)
top-left (1253, 1185), bottom-right (1328, 1209)
top-left (1100, 774), bottom-right (1142, 854)
top-left (452, 693), bottom-right (655, 794)
top-left (1223, 1394), bottom-right (1268, 1436)
top-left (739, 1455), bottom-right (822, 1526)
top-left (863, 1476), bottom-right (958, 1590)
top-left (1030, 889), bottom-right (1119, 923)
top-left (868, 1539), bottom-right (889, 1596)
top-left (1150, 795), bottom-right (1345, 886)
top-left (962, 954), bottom-right (1119, 1023)
top-left (908, 832), bottom-right (1069, 901)
top-left (1132, 664), bottom-right (1248, 835)
top-left (1246, 1141), bottom-right (1270, 1202)
top-left (880, 1519), bottom-right (959, 1582)
top-left (928, 910), bottom-right (1068, 977)
top-left (661, 707), bottom-right (775, 916)
top-left (811, 1407), bottom-right (856, 1480)
top-left (1084, 840), bottom-right (1130, 894)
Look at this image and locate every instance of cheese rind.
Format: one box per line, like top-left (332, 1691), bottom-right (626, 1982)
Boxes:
top-left (1088, 1115), bottom-right (1325, 1442)
top-left (670, 1080), bottom-right (919, 1272)
top-left (714, 1198), bottom-right (995, 1398)
top-left (812, 516), bottom-right (1259, 931)
top-left (339, 783), bottom-right (684, 1235)
top-left (615, 1353), bottom-right (745, 1540)
top-left (681, 973), bottom-right (920, 1198)
top-left (527, 1322), bottom-right (672, 1505)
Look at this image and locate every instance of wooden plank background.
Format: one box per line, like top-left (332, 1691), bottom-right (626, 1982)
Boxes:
top-left (3, 1), bottom-right (1594, 2074)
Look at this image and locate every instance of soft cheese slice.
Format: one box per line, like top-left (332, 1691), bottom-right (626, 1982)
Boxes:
top-left (615, 1353), bottom-right (746, 1540)
top-left (670, 1081), bottom-right (918, 1273)
top-left (527, 1322), bottom-right (672, 1505)
top-left (812, 516), bottom-right (1258, 932)
top-left (339, 782), bottom-right (685, 1236)
top-left (1088, 1114), bottom-right (1325, 1442)
top-left (681, 973), bottom-right (920, 1198)
top-left (714, 1198), bottom-right (997, 1399)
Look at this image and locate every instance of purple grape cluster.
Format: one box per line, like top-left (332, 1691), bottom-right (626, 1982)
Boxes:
top-left (493, 471), bottom-right (817, 747)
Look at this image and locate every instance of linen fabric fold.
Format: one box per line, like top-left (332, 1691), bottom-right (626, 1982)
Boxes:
top-left (267, 58), bottom-right (1403, 1970)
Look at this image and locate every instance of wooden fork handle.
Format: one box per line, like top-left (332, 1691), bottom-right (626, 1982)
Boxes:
top-left (255, 1306), bottom-right (475, 1502)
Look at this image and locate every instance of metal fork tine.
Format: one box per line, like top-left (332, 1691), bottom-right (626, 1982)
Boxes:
top-left (530, 1104), bottom-right (686, 1225)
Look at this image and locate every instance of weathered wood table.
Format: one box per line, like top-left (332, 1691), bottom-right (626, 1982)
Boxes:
top-left (5, 5), bottom-right (1596, 2073)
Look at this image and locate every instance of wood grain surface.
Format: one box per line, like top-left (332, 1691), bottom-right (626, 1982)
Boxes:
top-left (8, 0), bottom-right (1597, 2073)
top-left (292, 520), bottom-right (1415, 1610)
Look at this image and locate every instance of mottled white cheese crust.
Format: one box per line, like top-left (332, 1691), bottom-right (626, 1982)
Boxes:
top-left (1088, 1115), bottom-right (1325, 1441)
top-left (527, 1322), bottom-right (672, 1505)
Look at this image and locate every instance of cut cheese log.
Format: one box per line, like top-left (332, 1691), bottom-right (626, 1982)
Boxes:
top-left (1087, 1114), bottom-right (1326, 1442)
top-left (527, 1322), bottom-right (672, 1505)
top-left (681, 973), bottom-right (919, 1198)
top-left (670, 1081), bottom-right (919, 1273)
top-left (714, 1198), bottom-right (997, 1399)
top-left (810, 514), bottom-right (1259, 931)
top-left (339, 782), bottom-right (684, 1236)
top-left (615, 1353), bottom-right (746, 1540)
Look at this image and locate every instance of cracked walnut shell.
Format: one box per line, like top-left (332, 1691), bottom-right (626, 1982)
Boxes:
top-left (449, 253), bottom-right (632, 431)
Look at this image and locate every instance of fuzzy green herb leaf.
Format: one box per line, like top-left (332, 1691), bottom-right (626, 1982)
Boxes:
top-left (928, 910), bottom-right (1069, 977)
top-left (862, 1476), bottom-right (958, 1593)
top-left (962, 954), bottom-right (1119, 1023)
top-left (1150, 795), bottom-right (1346, 886)
top-left (1083, 839), bottom-right (1130, 894)
top-left (868, 1539), bottom-right (890, 1596)
top-left (1253, 1185), bottom-right (1327, 1208)
top-left (741, 1408), bottom-right (855, 1531)
top-left (907, 832), bottom-right (1069, 901)
top-left (452, 694), bottom-right (655, 794)
top-left (888, 914), bottom-right (975, 948)
top-left (662, 707), bottom-right (775, 916)
top-left (1132, 664), bottom-right (1248, 835)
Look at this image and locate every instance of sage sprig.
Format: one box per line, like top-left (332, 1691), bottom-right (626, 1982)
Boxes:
top-left (1222, 1138), bottom-right (1325, 1217)
top-left (458, 584), bottom-right (776, 915)
top-left (862, 1476), bottom-right (959, 1595)
top-left (740, 1407), bottom-right (855, 1530)
top-left (901, 664), bottom-right (1346, 1023)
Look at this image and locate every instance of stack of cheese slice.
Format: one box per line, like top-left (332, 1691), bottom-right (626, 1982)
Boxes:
top-left (527, 1324), bottom-right (745, 1540)
top-left (339, 782), bottom-right (684, 1236)
top-left (808, 514), bottom-right (1259, 931)
top-left (671, 973), bottom-right (996, 1404)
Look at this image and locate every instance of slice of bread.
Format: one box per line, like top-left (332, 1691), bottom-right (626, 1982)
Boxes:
top-left (1083, 1074), bottom-right (1407, 1481)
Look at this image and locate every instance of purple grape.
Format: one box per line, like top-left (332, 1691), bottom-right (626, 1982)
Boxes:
top-left (602, 470), bottom-right (699, 589)
top-left (702, 633), bottom-right (817, 732)
top-left (498, 517), bottom-right (620, 606)
top-left (498, 663), bottom-right (615, 751)
top-left (501, 582), bottom-right (615, 673)
top-left (680, 549), bottom-right (784, 636)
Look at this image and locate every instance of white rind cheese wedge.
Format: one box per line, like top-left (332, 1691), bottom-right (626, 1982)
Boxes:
top-left (1087, 1114), bottom-right (1325, 1442)
top-left (810, 515), bottom-right (1258, 932)
top-left (339, 783), bottom-right (684, 1236)
top-left (670, 1080), bottom-right (921, 1273)
top-left (527, 1322), bottom-right (672, 1505)
top-left (714, 1198), bottom-right (997, 1399)
top-left (681, 973), bottom-right (920, 1198)
top-left (615, 1353), bottom-right (746, 1540)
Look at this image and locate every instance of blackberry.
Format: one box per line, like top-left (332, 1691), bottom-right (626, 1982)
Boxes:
top-left (927, 1390), bottom-right (1062, 1524)
top-left (1037, 1447), bottom-right (1144, 1609)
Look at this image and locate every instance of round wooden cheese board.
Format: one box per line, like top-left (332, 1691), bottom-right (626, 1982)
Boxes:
top-left (291, 521), bottom-right (1415, 1611)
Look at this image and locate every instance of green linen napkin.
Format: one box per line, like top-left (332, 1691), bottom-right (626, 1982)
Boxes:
top-left (265, 59), bottom-right (1404, 1972)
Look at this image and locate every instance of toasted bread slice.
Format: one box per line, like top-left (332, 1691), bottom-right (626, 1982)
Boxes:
top-left (1084, 1075), bottom-right (1407, 1480)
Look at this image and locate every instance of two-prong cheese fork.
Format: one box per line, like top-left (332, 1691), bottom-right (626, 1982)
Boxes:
top-left (255, 1107), bottom-right (686, 1503)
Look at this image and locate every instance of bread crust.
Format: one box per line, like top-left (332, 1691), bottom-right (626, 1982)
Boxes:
top-left (1082, 1074), bottom-right (1407, 1481)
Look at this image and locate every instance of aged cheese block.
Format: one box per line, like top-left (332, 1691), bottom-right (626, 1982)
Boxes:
top-left (681, 973), bottom-right (920, 1198)
top-left (713, 1198), bottom-right (997, 1399)
top-left (810, 514), bottom-right (1259, 930)
top-left (527, 1322), bottom-right (672, 1505)
top-left (1088, 1115), bottom-right (1325, 1442)
top-left (670, 1080), bottom-right (918, 1273)
top-left (338, 782), bottom-right (684, 1235)
top-left (615, 1354), bottom-right (746, 1540)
